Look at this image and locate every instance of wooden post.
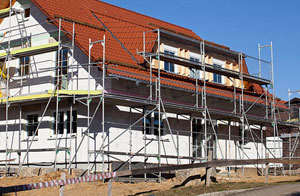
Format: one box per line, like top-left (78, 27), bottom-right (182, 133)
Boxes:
top-left (205, 150), bottom-right (213, 187)
top-left (59, 172), bottom-right (66, 196)
top-left (265, 163), bottom-right (269, 183)
top-left (265, 153), bottom-right (269, 184)
top-left (108, 179), bottom-right (113, 196)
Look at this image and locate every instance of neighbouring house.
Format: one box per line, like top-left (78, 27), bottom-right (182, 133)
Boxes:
top-left (281, 98), bottom-right (300, 171)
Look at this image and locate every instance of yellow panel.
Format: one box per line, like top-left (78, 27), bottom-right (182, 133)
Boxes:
top-left (0, 8), bottom-right (9, 15)
top-left (0, 42), bottom-right (59, 58)
top-left (47, 90), bottom-right (102, 95)
top-left (0, 93), bottom-right (52, 103)
top-left (0, 89), bottom-right (102, 104)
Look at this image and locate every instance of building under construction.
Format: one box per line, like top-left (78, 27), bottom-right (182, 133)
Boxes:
top-left (0, 0), bottom-right (299, 180)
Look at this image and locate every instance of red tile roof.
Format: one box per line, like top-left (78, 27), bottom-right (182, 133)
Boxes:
top-left (31, 0), bottom-right (287, 109)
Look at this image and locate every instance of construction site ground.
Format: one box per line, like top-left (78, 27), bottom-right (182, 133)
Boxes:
top-left (1, 170), bottom-right (300, 196)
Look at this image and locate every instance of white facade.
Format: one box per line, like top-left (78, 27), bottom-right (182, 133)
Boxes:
top-left (0, 0), bottom-right (270, 172)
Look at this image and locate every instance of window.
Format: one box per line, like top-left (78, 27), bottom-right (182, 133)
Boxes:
top-left (56, 49), bottom-right (68, 89)
top-left (27, 114), bottom-right (38, 136)
top-left (164, 50), bottom-right (175, 72)
top-left (239, 125), bottom-right (248, 144)
top-left (57, 49), bottom-right (68, 75)
top-left (143, 112), bottom-right (163, 136)
top-left (67, 111), bottom-right (77, 134)
top-left (213, 64), bottom-right (222, 84)
top-left (24, 8), bottom-right (30, 18)
top-left (53, 112), bottom-right (64, 134)
top-left (192, 119), bottom-right (202, 158)
top-left (143, 113), bottom-right (152, 135)
top-left (153, 112), bottom-right (163, 136)
top-left (19, 56), bottom-right (30, 76)
top-left (190, 57), bottom-right (200, 79)
top-left (53, 111), bottom-right (77, 135)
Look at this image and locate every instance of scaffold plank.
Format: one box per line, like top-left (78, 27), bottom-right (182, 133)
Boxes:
top-left (0, 42), bottom-right (59, 60)
top-left (0, 90), bottom-right (102, 104)
top-left (151, 52), bottom-right (271, 85)
top-left (0, 8), bottom-right (11, 19)
top-left (47, 90), bottom-right (102, 95)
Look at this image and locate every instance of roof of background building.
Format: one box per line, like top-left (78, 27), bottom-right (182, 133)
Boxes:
top-left (30, 0), bottom-right (287, 109)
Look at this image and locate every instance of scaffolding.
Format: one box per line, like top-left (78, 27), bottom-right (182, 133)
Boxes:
top-left (0, 0), bottom-right (299, 182)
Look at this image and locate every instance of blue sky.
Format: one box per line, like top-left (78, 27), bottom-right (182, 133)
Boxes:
top-left (101, 0), bottom-right (300, 101)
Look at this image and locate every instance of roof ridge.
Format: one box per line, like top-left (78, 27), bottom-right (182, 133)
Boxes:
top-left (95, 0), bottom-right (195, 33)
top-left (91, 10), bottom-right (153, 31)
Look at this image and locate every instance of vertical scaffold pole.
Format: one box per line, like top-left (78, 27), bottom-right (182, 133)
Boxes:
top-left (102, 35), bottom-right (106, 175)
top-left (5, 0), bottom-right (13, 172)
top-left (87, 38), bottom-right (92, 175)
top-left (288, 89), bottom-right (291, 121)
top-left (239, 53), bottom-right (245, 176)
top-left (258, 43), bottom-right (261, 78)
top-left (129, 107), bottom-right (132, 182)
top-left (201, 39), bottom-right (207, 161)
top-left (228, 119), bottom-right (231, 181)
top-left (143, 107), bottom-right (147, 181)
top-left (157, 29), bottom-right (161, 183)
top-left (270, 41), bottom-right (279, 175)
top-left (54, 18), bottom-right (62, 170)
top-left (69, 22), bottom-right (75, 172)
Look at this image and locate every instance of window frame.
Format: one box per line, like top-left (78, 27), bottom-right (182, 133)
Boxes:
top-left (212, 59), bottom-right (225, 84)
top-left (143, 111), bottom-right (164, 136)
top-left (22, 4), bottom-right (31, 18)
top-left (53, 111), bottom-right (65, 135)
top-left (190, 56), bottom-right (200, 79)
top-left (67, 110), bottom-right (77, 134)
top-left (27, 114), bottom-right (39, 137)
top-left (19, 56), bottom-right (30, 76)
top-left (24, 7), bottom-right (30, 18)
top-left (53, 110), bottom-right (78, 136)
top-left (164, 50), bottom-right (175, 73)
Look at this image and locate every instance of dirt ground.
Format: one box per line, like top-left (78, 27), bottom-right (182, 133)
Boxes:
top-left (0, 171), bottom-right (300, 196)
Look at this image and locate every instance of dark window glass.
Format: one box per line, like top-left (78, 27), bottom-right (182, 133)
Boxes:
top-left (54, 112), bottom-right (64, 134)
top-left (19, 56), bottom-right (30, 76)
top-left (164, 50), bottom-right (175, 72)
top-left (190, 57), bottom-right (200, 79)
top-left (27, 114), bottom-right (38, 136)
top-left (213, 64), bottom-right (222, 84)
top-left (24, 8), bottom-right (30, 18)
top-left (153, 112), bottom-right (163, 136)
top-left (143, 114), bottom-right (151, 135)
top-left (56, 49), bottom-right (68, 89)
top-left (192, 119), bottom-right (202, 158)
top-left (67, 111), bottom-right (77, 134)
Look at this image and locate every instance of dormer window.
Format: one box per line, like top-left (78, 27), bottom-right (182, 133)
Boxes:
top-left (22, 4), bottom-right (31, 18)
top-left (24, 8), bottom-right (30, 18)
top-left (213, 64), bottom-right (222, 84)
top-left (164, 50), bottom-right (175, 72)
top-left (190, 57), bottom-right (200, 79)
top-left (212, 59), bottom-right (224, 84)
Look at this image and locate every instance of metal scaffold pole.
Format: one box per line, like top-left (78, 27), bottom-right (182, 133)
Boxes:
top-left (4, 0), bottom-right (12, 173)
top-left (87, 38), bottom-right (91, 174)
top-left (157, 29), bottom-right (162, 182)
top-left (200, 39), bottom-right (207, 161)
top-left (239, 53), bottom-right (245, 176)
top-left (54, 18), bottom-right (62, 170)
top-left (69, 22), bottom-right (75, 171)
top-left (102, 35), bottom-right (106, 175)
top-left (83, 35), bottom-right (106, 175)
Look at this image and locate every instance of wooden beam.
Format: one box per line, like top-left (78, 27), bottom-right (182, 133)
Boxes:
top-left (0, 159), bottom-right (15, 162)
top-left (116, 158), bottom-right (300, 178)
top-left (205, 150), bottom-right (213, 187)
